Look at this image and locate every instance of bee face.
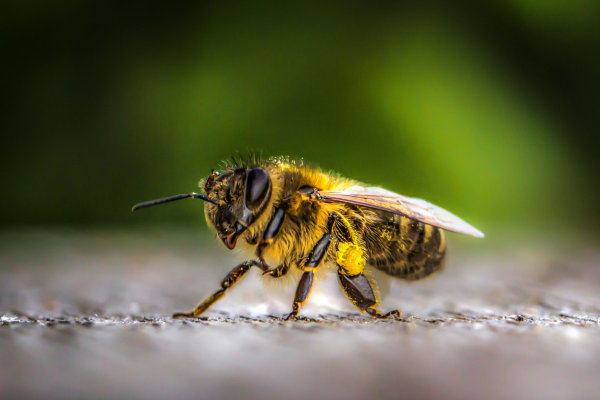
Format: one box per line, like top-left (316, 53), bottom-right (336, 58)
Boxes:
top-left (204, 167), bottom-right (272, 250)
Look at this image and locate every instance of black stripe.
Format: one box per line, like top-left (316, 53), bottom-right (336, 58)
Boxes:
top-left (408, 223), bottom-right (426, 262)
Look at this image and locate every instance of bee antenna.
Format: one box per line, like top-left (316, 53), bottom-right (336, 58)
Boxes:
top-left (132, 193), bottom-right (216, 211)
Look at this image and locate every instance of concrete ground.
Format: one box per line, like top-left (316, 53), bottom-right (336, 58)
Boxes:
top-left (1, 229), bottom-right (599, 400)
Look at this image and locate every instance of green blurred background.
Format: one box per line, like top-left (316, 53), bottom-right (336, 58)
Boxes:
top-left (2, 0), bottom-right (599, 235)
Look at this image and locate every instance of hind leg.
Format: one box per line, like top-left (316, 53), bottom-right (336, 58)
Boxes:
top-left (332, 213), bottom-right (401, 320)
top-left (337, 271), bottom-right (402, 319)
top-left (366, 308), bottom-right (402, 319)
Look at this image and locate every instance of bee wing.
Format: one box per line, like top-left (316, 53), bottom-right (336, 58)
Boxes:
top-left (319, 186), bottom-right (484, 238)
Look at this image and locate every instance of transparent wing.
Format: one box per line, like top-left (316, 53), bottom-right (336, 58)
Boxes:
top-left (319, 186), bottom-right (484, 238)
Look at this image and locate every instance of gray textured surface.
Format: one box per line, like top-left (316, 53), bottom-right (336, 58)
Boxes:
top-left (1, 229), bottom-right (600, 400)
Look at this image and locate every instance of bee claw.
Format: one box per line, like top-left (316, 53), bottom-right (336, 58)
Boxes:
top-left (389, 310), bottom-right (403, 320)
top-left (172, 311), bottom-right (195, 318)
top-left (262, 266), bottom-right (284, 277)
top-left (284, 312), bottom-right (297, 321)
top-left (366, 308), bottom-right (403, 320)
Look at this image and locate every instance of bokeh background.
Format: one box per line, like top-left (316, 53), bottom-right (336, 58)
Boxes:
top-left (2, 0), bottom-right (600, 233)
top-left (3, 4), bottom-right (600, 400)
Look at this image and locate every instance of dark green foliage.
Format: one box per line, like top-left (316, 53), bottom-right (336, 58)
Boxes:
top-left (1, 0), bottom-right (599, 232)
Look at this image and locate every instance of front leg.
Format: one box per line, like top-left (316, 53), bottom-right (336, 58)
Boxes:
top-left (173, 260), bottom-right (263, 318)
top-left (255, 207), bottom-right (289, 277)
top-left (256, 207), bottom-right (285, 259)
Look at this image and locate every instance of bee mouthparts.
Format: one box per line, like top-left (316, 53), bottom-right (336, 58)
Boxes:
top-left (222, 223), bottom-right (246, 250)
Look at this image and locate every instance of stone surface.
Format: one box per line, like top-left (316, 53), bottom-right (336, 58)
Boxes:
top-left (1, 229), bottom-right (599, 400)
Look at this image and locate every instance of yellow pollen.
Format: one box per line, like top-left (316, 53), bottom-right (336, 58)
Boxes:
top-left (336, 242), bottom-right (365, 276)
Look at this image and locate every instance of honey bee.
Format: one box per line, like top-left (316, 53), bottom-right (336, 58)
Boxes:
top-left (133, 155), bottom-right (483, 320)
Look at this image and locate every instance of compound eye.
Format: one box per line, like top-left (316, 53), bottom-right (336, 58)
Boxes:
top-left (245, 168), bottom-right (271, 210)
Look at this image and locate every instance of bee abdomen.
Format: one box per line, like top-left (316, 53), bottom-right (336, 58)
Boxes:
top-left (364, 211), bottom-right (446, 281)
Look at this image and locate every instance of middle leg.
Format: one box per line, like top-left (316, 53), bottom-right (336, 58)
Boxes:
top-left (285, 270), bottom-right (314, 321)
top-left (284, 215), bottom-right (335, 320)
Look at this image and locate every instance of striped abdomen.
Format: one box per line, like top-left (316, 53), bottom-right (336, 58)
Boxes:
top-left (362, 209), bottom-right (446, 281)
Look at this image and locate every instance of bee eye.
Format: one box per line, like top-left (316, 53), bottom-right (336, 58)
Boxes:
top-left (245, 168), bottom-right (271, 209)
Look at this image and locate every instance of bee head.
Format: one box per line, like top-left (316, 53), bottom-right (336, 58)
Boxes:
top-left (204, 167), bottom-right (272, 250)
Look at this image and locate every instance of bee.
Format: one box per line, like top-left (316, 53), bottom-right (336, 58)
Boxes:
top-left (133, 155), bottom-right (483, 320)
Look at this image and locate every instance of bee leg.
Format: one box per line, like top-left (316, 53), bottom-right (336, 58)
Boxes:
top-left (332, 212), bottom-right (401, 320)
top-left (284, 270), bottom-right (314, 321)
top-left (284, 224), bottom-right (334, 320)
top-left (338, 271), bottom-right (402, 320)
top-left (255, 207), bottom-right (287, 276)
top-left (262, 262), bottom-right (291, 278)
top-left (253, 207), bottom-right (299, 279)
top-left (173, 260), bottom-right (260, 318)
top-left (366, 308), bottom-right (402, 319)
